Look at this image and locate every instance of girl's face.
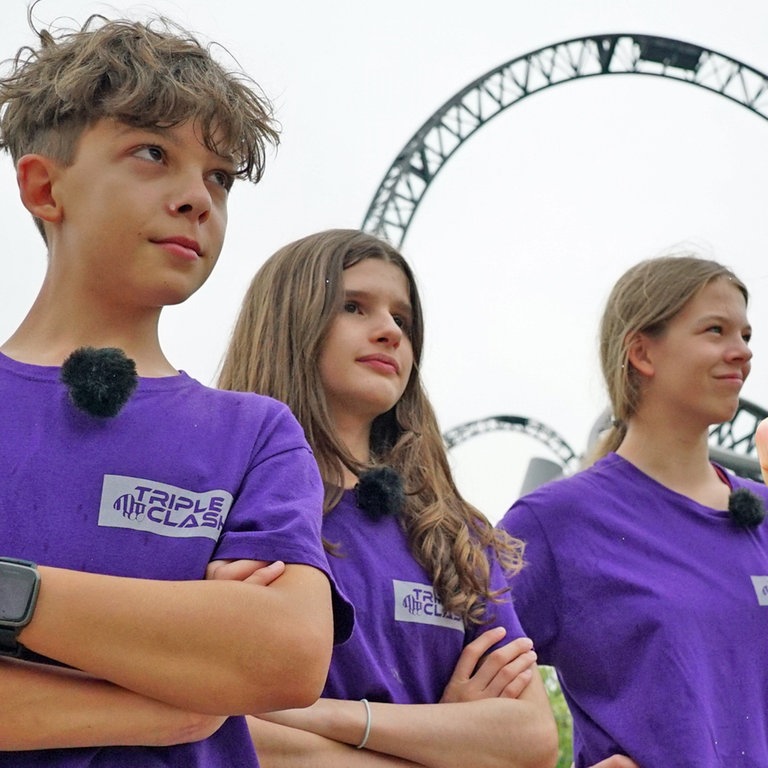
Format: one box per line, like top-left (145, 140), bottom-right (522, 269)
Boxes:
top-left (631, 277), bottom-right (752, 428)
top-left (319, 258), bottom-right (415, 432)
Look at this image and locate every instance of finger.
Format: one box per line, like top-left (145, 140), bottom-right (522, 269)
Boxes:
top-left (757, 418), bottom-right (768, 485)
top-left (470, 636), bottom-right (534, 691)
top-left (205, 559), bottom-right (230, 580)
top-left (207, 559), bottom-right (271, 581)
top-left (481, 648), bottom-right (537, 697)
top-left (450, 627), bottom-right (507, 682)
top-left (588, 757), bottom-right (639, 768)
top-left (498, 666), bottom-right (533, 699)
top-left (243, 560), bottom-right (286, 586)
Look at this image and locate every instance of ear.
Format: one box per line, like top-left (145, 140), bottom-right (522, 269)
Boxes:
top-left (626, 331), bottom-right (655, 378)
top-left (16, 154), bottom-right (64, 225)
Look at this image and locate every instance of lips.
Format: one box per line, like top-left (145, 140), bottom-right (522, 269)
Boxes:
top-left (357, 354), bottom-right (399, 374)
top-left (152, 236), bottom-right (202, 261)
top-left (714, 373), bottom-right (745, 386)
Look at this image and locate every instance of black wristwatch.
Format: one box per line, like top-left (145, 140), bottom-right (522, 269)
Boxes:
top-left (0, 557), bottom-right (40, 657)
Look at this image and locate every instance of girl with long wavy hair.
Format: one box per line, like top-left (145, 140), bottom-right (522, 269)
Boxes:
top-left (217, 228), bottom-right (558, 768)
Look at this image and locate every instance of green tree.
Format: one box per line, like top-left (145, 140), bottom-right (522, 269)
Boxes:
top-left (540, 665), bottom-right (573, 768)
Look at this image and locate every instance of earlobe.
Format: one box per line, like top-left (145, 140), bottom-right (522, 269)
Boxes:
top-left (16, 154), bottom-right (63, 225)
top-left (626, 332), bottom-right (655, 377)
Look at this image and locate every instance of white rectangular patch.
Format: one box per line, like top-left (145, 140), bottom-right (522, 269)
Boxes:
top-left (751, 576), bottom-right (768, 606)
top-left (99, 474), bottom-right (232, 541)
top-left (392, 579), bottom-right (464, 631)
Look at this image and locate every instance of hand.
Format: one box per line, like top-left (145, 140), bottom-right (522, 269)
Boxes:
top-left (757, 418), bottom-right (768, 485)
top-left (205, 559), bottom-right (286, 585)
top-left (586, 757), bottom-right (640, 768)
top-left (439, 627), bottom-right (536, 702)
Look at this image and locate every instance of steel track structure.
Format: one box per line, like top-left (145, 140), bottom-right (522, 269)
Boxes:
top-left (444, 400), bottom-right (767, 481)
top-left (362, 33), bottom-right (768, 247)
top-left (365, 34), bottom-right (768, 477)
top-left (443, 414), bottom-right (581, 474)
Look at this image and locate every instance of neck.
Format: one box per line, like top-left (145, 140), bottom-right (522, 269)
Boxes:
top-left (331, 413), bottom-right (372, 489)
top-left (2, 285), bottom-right (175, 377)
top-left (616, 412), bottom-right (729, 508)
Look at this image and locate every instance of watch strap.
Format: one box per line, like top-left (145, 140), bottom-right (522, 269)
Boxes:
top-left (0, 626), bottom-right (23, 657)
top-left (0, 557), bottom-right (39, 658)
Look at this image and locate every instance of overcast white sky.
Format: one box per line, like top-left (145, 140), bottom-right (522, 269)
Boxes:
top-left (2, 0), bottom-right (767, 522)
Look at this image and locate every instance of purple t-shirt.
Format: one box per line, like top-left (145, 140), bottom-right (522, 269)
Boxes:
top-left (322, 489), bottom-right (525, 703)
top-left (499, 452), bottom-right (768, 768)
top-left (0, 352), bottom-right (352, 767)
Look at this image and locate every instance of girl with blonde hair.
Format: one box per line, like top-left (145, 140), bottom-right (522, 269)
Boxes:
top-left (218, 228), bottom-right (558, 768)
top-left (500, 254), bottom-right (768, 767)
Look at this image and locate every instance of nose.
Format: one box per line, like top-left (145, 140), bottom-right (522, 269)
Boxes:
top-left (728, 334), bottom-right (753, 365)
top-left (168, 174), bottom-right (211, 224)
top-left (373, 312), bottom-right (402, 348)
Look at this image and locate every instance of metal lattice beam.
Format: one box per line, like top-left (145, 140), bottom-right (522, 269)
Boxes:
top-left (708, 398), bottom-right (768, 481)
top-left (362, 33), bottom-right (768, 246)
top-left (443, 414), bottom-right (580, 473)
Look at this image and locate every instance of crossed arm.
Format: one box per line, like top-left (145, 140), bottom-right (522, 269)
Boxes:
top-left (0, 559), bottom-right (332, 750)
top-left (246, 623), bottom-right (558, 768)
top-left (223, 562), bottom-right (638, 768)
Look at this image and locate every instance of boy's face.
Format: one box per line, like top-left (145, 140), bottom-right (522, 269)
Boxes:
top-left (47, 118), bottom-right (234, 309)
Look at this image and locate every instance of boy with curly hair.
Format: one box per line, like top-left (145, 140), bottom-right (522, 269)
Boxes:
top-left (0, 10), bottom-right (350, 767)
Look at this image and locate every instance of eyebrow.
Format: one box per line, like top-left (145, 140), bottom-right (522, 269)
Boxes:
top-left (344, 288), bottom-right (413, 317)
top-left (117, 124), bottom-right (236, 167)
top-left (699, 313), bottom-right (752, 332)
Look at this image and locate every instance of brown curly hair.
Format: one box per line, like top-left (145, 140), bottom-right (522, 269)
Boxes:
top-left (218, 229), bottom-right (525, 624)
top-left (0, 6), bottom-right (278, 236)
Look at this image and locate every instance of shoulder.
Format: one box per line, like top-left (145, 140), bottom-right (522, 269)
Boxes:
top-left (728, 470), bottom-right (768, 496)
top-left (181, 377), bottom-right (295, 422)
top-left (502, 455), bottom-right (614, 520)
top-left (170, 377), bottom-right (310, 455)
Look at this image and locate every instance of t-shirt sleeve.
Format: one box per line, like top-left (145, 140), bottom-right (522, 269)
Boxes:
top-left (211, 401), bottom-right (354, 644)
top-left (497, 498), bottom-right (561, 663)
top-left (466, 553), bottom-right (526, 645)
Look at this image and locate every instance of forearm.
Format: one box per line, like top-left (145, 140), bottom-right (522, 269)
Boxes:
top-left (18, 564), bottom-right (333, 714)
top-left (249, 716), bottom-right (423, 768)
top-left (263, 681), bottom-right (558, 768)
top-left (362, 697), bottom-right (557, 768)
top-left (0, 658), bottom-right (222, 750)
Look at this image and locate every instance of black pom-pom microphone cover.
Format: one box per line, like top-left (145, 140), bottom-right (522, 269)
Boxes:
top-left (728, 487), bottom-right (766, 528)
top-left (60, 347), bottom-right (138, 418)
top-left (355, 466), bottom-right (406, 521)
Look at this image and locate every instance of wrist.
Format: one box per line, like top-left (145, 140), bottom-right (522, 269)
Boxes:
top-left (356, 698), bottom-right (372, 749)
top-left (0, 557), bottom-right (40, 656)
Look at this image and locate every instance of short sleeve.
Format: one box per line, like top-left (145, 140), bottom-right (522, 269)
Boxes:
top-left (212, 402), bottom-right (354, 644)
top-left (498, 499), bottom-right (561, 663)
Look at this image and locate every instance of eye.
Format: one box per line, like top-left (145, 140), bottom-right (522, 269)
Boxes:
top-left (208, 169), bottom-right (235, 192)
top-left (343, 301), bottom-right (360, 314)
top-left (743, 331), bottom-right (752, 344)
top-left (392, 315), bottom-right (412, 335)
top-left (707, 325), bottom-right (723, 335)
top-left (133, 145), bottom-right (165, 164)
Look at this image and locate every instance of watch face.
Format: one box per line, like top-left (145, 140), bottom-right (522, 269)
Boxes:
top-left (0, 565), bottom-right (37, 623)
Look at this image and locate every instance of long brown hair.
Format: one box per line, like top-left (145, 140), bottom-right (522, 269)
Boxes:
top-left (219, 229), bottom-right (523, 622)
top-left (591, 253), bottom-right (748, 461)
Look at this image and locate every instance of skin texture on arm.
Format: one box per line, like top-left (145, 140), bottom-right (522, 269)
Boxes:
top-left (0, 659), bottom-right (226, 750)
top-left (16, 561), bottom-right (334, 716)
top-left (211, 562), bottom-right (557, 768)
top-left (249, 718), bottom-right (424, 768)
top-left (255, 675), bottom-right (557, 768)
top-left (251, 633), bottom-right (557, 768)
top-left (0, 559), bottom-right (286, 750)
